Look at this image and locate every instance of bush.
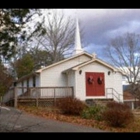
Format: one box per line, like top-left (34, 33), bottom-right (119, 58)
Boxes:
top-left (103, 101), bottom-right (134, 127)
top-left (56, 97), bottom-right (86, 115)
top-left (81, 105), bottom-right (104, 121)
top-left (106, 101), bottom-right (130, 110)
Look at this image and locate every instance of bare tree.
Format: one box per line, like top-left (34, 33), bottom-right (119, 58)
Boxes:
top-left (105, 32), bottom-right (140, 99)
top-left (28, 44), bottom-right (59, 70)
top-left (31, 10), bottom-right (75, 63)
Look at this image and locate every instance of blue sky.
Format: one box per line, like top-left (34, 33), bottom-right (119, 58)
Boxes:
top-left (61, 9), bottom-right (140, 59)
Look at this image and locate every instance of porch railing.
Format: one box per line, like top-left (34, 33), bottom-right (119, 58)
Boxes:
top-left (2, 87), bottom-right (74, 107)
top-left (106, 88), bottom-right (123, 102)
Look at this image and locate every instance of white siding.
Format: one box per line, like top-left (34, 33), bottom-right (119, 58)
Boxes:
top-left (68, 71), bottom-right (75, 87)
top-left (113, 73), bottom-right (123, 102)
top-left (29, 77), bottom-right (33, 87)
top-left (75, 62), bottom-right (123, 101)
top-left (17, 82), bottom-right (21, 87)
top-left (67, 71), bottom-right (76, 96)
top-left (16, 82), bottom-right (22, 96)
top-left (40, 55), bottom-right (91, 87)
top-left (23, 80), bottom-right (27, 87)
top-left (23, 80), bottom-right (27, 93)
top-left (36, 75), bottom-right (40, 87)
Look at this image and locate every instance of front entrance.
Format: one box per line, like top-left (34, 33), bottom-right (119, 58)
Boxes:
top-left (86, 72), bottom-right (105, 96)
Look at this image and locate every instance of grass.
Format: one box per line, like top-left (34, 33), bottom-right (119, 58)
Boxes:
top-left (18, 105), bottom-right (140, 132)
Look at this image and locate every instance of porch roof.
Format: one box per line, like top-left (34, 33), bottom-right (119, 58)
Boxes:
top-left (15, 72), bottom-right (38, 83)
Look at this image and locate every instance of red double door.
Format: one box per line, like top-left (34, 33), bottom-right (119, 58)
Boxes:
top-left (86, 72), bottom-right (105, 96)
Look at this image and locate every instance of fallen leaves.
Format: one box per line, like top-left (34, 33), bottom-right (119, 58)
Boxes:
top-left (18, 105), bottom-right (140, 132)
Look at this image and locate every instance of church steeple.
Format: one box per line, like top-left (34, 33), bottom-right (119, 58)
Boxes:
top-left (73, 19), bottom-right (84, 55)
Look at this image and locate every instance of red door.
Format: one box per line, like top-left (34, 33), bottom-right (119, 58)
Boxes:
top-left (86, 72), bottom-right (105, 96)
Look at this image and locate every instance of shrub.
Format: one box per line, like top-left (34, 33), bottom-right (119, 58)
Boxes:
top-left (103, 101), bottom-right (134, 127)
top-left (81, 105), bottom-right (105, 121)
top-left (106, 101), bottom-right (130, 110)
top-left (56, 97), bottom-right (86, 115)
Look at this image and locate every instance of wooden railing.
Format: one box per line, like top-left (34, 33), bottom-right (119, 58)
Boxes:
top-left (2, 87), bottom-right (74, 107)
top-left (17, 87), bottom-right (74, 98)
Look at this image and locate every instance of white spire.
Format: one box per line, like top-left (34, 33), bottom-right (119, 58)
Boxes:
top-left (73, 18), bottom-right (84, 55)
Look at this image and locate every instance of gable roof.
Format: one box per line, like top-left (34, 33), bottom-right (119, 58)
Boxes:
top-left (62, 58), bottom-right (122, 74)
top-left (36, 51), bottom-right (93, 73)
top-left (15, 51), bottom-right (92, 83)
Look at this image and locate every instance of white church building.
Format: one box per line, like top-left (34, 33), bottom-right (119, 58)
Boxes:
top-left (7, 19), bottom-right (124, 102)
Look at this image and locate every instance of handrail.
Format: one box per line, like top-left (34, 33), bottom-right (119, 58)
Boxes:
top-left (106, 88), bottom-right (123, 102)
